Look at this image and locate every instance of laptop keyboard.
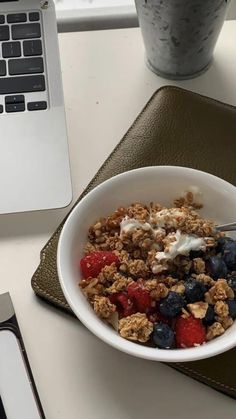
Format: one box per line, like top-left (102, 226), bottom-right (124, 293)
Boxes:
top-left (0, 11), bottom-right (48, 114)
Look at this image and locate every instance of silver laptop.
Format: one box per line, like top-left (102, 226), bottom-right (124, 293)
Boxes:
top-left (0, 0), bottom-right (72, 214)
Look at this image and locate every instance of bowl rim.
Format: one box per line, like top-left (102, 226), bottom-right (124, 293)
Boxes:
top-left (57, 165), bottom-right (236, 362)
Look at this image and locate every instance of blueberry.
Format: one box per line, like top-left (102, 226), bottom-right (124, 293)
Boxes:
top-left (202, 305), bottom-right (215, 326)
top-left (216, 236), bottom-right (233, 254)
top-left (227, 276), bottom-right (236, 292)
top-left (227, 300), bottom-right (236, 319)
top-left (159, 292), bottom-right (185, 318)
top-left (153, 323), bottom-right (175, 349)
top-left (206, 256), bottom-right (228, 279)
top-left (222, 241), bottom-right (236, 270)
top-left (184, 279), bottom-right (206, 303)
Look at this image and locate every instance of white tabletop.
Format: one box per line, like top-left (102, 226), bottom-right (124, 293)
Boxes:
top-left (1, 20), bottom-right (236, 419)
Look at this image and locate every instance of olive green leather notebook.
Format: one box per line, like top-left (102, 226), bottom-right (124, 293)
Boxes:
top-left (32, 86), bottom-right (236, 399)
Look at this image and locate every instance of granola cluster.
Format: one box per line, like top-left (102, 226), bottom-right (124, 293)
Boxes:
top-left (119, 313), bottom-right (153, 343)
top-left (79, 197), bottom-right (236, 349)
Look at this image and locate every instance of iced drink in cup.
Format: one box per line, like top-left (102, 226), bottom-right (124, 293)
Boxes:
top-left (135, 0), bottom-right (231, 80)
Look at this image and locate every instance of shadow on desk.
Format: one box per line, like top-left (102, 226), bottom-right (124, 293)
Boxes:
top-left (175, 59), bottom-right (236, 106)
top-left (0, 207), bottom-right (70, 239)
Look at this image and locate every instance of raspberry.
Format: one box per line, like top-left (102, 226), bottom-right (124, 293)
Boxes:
top-left (80, 251), bottom-right (119, 279)
top-left (127, 282), bottom-right (152, 313)
top-left (175, 315), bottom-right (206, 348)
top-left (147, 311), bottom-right (170, 325)
top-left (109, 293), bottom-right (136, 318)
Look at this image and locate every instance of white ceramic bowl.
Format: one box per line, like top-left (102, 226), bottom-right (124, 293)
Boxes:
top-left (57, 166), bottom-right (236, 362)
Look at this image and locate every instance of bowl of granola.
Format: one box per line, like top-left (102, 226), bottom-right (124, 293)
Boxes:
top-left (58, 166), bottom-right (236, 362)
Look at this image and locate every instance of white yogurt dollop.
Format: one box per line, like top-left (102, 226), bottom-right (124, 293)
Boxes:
top-left (120, 217), bottom-right (151, 234)
top-left (155, 230), bottom-right (206, 262)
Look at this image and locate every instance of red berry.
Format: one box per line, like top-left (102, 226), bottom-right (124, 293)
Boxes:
top-left (127, 282), bottom-right (152, 313)
top-left (175, 315), bottom-right (206, 348)
top-left (80, 251), bottom-right (119, 279)
top-left (147, 311), bottom-right (170, 325)
top-left (109, 293), bottom-right (136, 318)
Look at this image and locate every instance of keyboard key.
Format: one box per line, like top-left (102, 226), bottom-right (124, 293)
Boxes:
top-left (29, 12), bottom-right (40, 22)
top-left (0, 75), bottom-right (45, 94)
top-left (0, 61), bottom-right (6, 76)
top-left (2, 41), bottom-right (21, 58)
top-left (12, 23), bottom-right (41, 40)
top-left (0, 15), bottom-right (5, 25)
top-left (7, 13), bottom-right (27, 24)
top-left (0, 26), bottom-right (9, 41)
top-left (5, 95), bottom-right (24, 104)
top-left (23, 40), bottom-right (42, 56)
top-left (0, 105), bottom-right (3, 113)
top-left (9, 58), bottom-right (44, 75)
top-left (28, 101), bottom-right (47, 111)
top-left (6, 103), bottom-right (25, 113)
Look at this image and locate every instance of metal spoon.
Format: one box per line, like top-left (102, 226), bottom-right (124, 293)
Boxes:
top-left (216, 222), bottom-right (236, 232)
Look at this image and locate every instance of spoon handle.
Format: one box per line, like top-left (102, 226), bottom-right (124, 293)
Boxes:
top-left (216, 222), bottom-right (236, 232)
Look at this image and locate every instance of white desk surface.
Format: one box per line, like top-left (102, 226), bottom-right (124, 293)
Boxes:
top-left (1, 20), bottom-right (236, 419)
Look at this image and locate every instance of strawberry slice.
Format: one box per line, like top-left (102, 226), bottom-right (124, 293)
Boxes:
top-left (80, 251), bottom-right (119, 279)
top-left (175, 315), bottom-right (206, 348)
